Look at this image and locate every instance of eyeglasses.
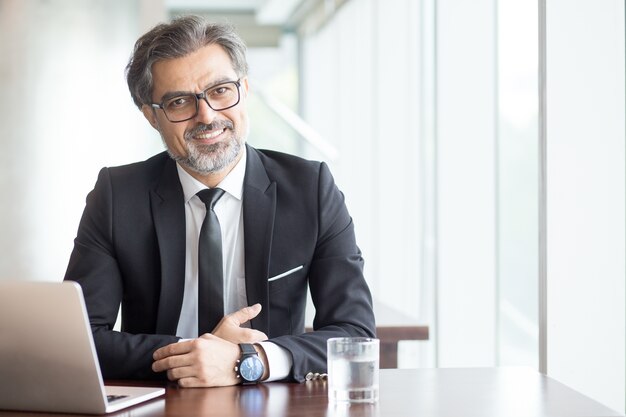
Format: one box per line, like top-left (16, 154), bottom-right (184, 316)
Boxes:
top-left (150, 79), bottom-right (241, 123)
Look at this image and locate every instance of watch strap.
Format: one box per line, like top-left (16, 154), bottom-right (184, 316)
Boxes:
top-left (239, 343), bottom-right (257, 356)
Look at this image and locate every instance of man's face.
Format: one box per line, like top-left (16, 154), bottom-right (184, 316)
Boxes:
top-left (141, 43), bottom-right (249, 176)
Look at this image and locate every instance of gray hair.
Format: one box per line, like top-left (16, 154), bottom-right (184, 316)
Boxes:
top-left (125, 15), bottom-right (248, 109)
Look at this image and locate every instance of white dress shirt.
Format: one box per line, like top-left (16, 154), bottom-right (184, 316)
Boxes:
top-left (174, 148), bottom-right (291, 381)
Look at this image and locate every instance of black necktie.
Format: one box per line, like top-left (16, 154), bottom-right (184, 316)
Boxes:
top-left (196, 188), bottom-right (225, 335)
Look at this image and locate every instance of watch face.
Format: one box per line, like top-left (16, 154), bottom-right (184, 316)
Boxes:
top-left (240, 356), bottom-right (264, 382)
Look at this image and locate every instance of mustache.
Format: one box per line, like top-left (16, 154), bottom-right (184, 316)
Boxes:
top-left (185, 120), bottom-right (234, 140)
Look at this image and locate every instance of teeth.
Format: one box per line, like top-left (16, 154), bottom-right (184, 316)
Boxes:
top-left (196, 128), bottom-right (224, 140)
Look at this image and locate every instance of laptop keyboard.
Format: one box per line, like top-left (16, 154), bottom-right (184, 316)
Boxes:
top-left (107, 395), bottom-right (129, 403)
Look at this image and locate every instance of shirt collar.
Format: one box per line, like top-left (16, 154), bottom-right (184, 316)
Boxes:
top-left (176, 147), bottom-right (247, 204)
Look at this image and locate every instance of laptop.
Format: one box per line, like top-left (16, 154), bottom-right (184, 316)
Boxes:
top-left (0, 281), bottom-right (165, 414)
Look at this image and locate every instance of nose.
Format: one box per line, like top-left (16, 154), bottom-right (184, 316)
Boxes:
top-left (194, 96), bottom-right (217, 124)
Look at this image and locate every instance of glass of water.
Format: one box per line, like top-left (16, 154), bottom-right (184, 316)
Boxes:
top-left (327, 337), bottom-right (379, 403)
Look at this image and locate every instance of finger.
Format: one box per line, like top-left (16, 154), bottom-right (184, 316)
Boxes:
top-left (177, 376), bottom-right (202, 388)
top-left (152, 352), bottom-right (194, 372)
top-left (153, 340), bottom-right (192, 360)
top-left (224, 304), bottom-right (262, 327)
top-left (153, 358), bottom-right (173, 373)
top-left (167, 365), bottom-right (196, 381)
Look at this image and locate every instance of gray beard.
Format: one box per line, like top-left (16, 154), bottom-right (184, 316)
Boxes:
top-left (167, 136), bottom-right (242, 175)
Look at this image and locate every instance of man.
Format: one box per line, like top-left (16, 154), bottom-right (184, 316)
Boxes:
top-left (65, 15), bottom-right (375, 387)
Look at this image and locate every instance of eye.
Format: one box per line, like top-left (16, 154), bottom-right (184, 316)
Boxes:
top-left (209, 84), bottom-right (234, 97)
top-left (165, 96), bottom-right (193, 110)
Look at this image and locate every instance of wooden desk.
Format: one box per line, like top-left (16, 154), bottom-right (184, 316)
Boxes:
top-left (1, 368), bottom-right (622, 417)
top-left (376, 326), bottom-right (428, 368)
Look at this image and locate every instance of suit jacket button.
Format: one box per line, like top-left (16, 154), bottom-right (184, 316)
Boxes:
top-left (305, 372), bottom-right (314, 381)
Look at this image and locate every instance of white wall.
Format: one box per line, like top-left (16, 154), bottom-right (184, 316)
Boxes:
top-left (545, 0), bottom-right (626, 412)
top-left (436, 0), bottom-right (497, 367)
top-left (496, 0), bottom-right (539, 368)
top-left (0, 1), bottom-right (165, 283)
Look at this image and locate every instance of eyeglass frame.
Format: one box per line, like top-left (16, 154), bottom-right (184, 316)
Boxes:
top-left (149, 79), bottom-right (242, 123)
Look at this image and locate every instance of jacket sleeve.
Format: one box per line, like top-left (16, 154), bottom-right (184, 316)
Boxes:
top-left (64, 168), bottom-right (178, 380)
top-left (268, 162), bottom-right (377, 382)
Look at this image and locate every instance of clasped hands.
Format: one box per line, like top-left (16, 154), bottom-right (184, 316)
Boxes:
top-left (152, 304), bottom-right (268, 388)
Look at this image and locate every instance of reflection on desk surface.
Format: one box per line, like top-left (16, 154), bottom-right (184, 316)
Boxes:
top-left (164, 383), bottom-right (292, 417)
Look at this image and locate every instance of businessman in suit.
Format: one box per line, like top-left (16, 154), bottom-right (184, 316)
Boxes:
top-left (64, 16), bottom-right (375, 387)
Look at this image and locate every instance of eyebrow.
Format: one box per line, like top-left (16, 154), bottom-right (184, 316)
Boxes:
top-left (157, 77), bottom-right (237, 103)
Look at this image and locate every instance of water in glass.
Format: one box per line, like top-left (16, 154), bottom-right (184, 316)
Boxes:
top-left (327, 338), bottom-right (379, 403)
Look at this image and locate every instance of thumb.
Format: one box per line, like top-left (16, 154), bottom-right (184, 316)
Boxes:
top-left (229, 303), bottom-right (262, 326)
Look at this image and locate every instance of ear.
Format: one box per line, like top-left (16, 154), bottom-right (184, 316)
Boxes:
top-left (141, 105), bottom-right (160, 130)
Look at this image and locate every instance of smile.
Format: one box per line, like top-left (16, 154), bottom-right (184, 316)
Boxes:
top-left (193, 128), bottom-right (226, 142)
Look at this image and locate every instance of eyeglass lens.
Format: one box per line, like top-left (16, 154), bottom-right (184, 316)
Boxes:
top-left (163, 81), bottom-right (239, 122)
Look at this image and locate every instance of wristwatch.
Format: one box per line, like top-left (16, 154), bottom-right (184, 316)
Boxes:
top-left (235, 343), bottom-right (264, 384)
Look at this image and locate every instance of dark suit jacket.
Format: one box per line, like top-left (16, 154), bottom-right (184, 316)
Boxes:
top-left (64, 145), bottom-right (376, 382)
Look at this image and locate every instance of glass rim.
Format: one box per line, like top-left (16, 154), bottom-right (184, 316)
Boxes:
top-left (327, 337), bottom-right (379, 345)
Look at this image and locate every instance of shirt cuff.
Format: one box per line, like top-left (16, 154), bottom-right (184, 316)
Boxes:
top-left (257, 341), bottom-right (292, 382)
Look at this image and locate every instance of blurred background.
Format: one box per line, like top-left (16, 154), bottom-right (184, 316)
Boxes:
top-left (0, 0), bottom-right (623, 412)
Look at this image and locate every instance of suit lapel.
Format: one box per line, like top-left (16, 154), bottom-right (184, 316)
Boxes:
top-left (243, 146), bottom-right (276, 335)
top-left (150, 158), bottom-right (186, 335)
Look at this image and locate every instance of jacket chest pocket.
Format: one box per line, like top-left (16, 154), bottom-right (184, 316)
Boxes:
top-left (268, 264), bottom-right (305, 295)
top-left (267, 264), bottom-right (308, 337)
